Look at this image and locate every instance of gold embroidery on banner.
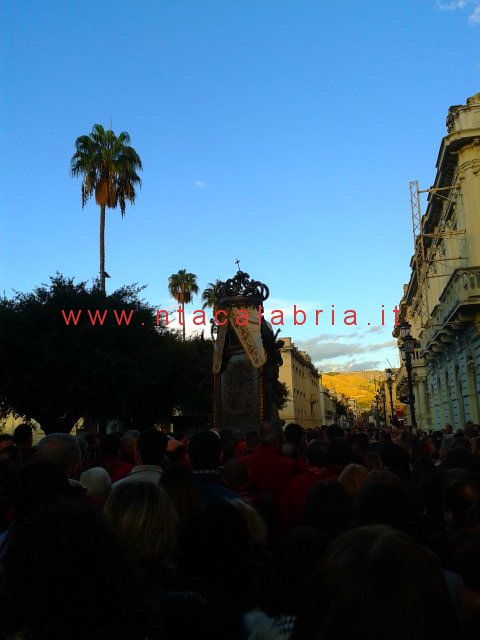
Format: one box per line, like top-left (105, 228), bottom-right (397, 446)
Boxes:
top-left (227, 306), bottom-right (266, 369)
top-left (236, 323), bottom-right (260, 365)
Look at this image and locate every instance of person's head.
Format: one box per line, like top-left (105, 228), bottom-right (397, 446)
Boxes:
top-left (284, 423), bottom-right (305, 448)
top-left (338, 464), bottom-right (368, 500)
top-left (442, 446), bottom-right (474, 471)
top-left (452, 434), bottom-right (471, 450)
top-left (104, 481), bottom-right (177, 574)
top-left (165, 436), bottom-right (186, 463)
top-left (380, 430), bottom-right (392, 443)
top-left (439, 436), bottom-right (453, 460)
top-left (291, 525), bottom-right (463, 640)
top-left (379, 442), bottom-right (410, 478)
top-left (14, 461), bottom-right (71, 520)
top-left (464, 423), bottom-right (479, 439)
top-left (363, 451), bottom-right (382, 471)
top-left (222, 458), bottom-right (251, 491)
top-left (350, 432), bottom-right (369, 455)
top-left (35, 433), bottom-right (81, 479)
top-left (442, 469), bottom-right (480, 529)
top-left (306, 440), bottom-right (332, 468)
top-left (354, 482), bottom-right (420, 538)
top-left (283, 423), bottom-right (305, 460)
top-left (258, 421), bottom-right (284, 445)
top-left (120, 430), bottom-right (140, 463)
top-left (188, 430), bottom-right (222, 470)
top-left (305, 480), bottom-right (353, 540)
top-left (412, 455), bottom-right (435, 484)
top-left (99, 432), bottom-right (121, 456)
top-left (0, 435), bottom-right (19, 464)
top-left (264, 527), bottom-right (328, 617)
top-left (136, 428), bottom-right (168, 465)
top-left (13, 423), bottom-right (33, 448)
top-left (0, 434), bottom-right (14, 448)
top-left (0, 498), bottom-right (152, 640)
top-left (330, 437), bottom-right (351, 468)
top-left (179, 500), bottom-right (250, 603)
top-left (455, 532), bottom-right (480, 614)
top-left (79, 467), bottom-right (112, 500)
top-left (361, 469), bottom-right (402, 492)
top-left (326, 424), bottom-right (343, 440)
top-left (160, 462), bottom-right (201, 527)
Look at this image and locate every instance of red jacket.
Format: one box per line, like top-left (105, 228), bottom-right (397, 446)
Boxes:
top-left (280, 467), bottom-right (339, 530)
top-left (242, 444), bottom-right (298, 504)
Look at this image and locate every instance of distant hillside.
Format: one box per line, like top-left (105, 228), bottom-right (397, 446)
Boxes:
top-left (322, 371), bottom-right (382, 411)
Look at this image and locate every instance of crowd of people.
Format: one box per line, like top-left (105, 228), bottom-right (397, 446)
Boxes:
top-left (0, 419), bottom-right (480, 639)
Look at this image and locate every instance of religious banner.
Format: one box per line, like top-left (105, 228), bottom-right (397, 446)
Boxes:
top-left (229, 305), bottom-right (267, 369)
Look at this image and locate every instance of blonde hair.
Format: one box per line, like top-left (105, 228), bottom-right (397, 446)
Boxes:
top-left (104, 481), bottom-right (177, 570)
top-left (338, 464), bottom-right (368, 499)
top-left (230, 498), bottom-right (267, 550)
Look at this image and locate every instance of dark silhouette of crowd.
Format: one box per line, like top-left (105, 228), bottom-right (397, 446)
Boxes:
top-left (1, 419), bottom-right (480, 639)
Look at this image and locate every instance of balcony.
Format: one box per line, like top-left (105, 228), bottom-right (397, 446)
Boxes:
top-left (423, 267), bottom-right (480, 355)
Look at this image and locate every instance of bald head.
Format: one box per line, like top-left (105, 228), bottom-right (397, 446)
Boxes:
top-left (36, 433), bottom-right (81, 478)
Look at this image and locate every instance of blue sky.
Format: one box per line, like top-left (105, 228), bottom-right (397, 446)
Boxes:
top-left (1, 0), bottom-right (479, 371)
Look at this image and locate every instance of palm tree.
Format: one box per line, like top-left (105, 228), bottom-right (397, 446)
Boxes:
top-left (201, 280), bottom-right (221, 311)
top-left (168, 269), bottom-right (199, 341)
top-left (71, 124), bottom-right (142, 294)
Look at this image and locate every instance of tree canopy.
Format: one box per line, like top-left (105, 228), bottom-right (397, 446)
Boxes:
top-left (0, 275), bottom-right (212, 433)
top-left (71, 124), bottom-right (142, 216)
top-left (201, 280), bottom-right (221, 310)
top-left (168, 269), bottom-right (199, 341)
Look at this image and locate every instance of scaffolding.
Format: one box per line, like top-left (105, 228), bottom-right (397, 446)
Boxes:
top-left (409, 180), bottom-right (465, 329)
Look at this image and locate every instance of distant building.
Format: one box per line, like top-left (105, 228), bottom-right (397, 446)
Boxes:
top-left (278, 337), bottom-right (323, 428)
top-left (347, 397), bottom-right (360, 418)
top-left (319, 384), bottom-right (337, 425)
top-left (394, 93), bottom-right (480, 430)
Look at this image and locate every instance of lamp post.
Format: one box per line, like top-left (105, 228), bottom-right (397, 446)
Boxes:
top-left (385, 368), bottom-right (394, 426)
top-left (375, 391), bottom-right (380, 428)
top-left (380, 386), bottom-right (387, 427)
top-left (399, 321), bottom-right (417, 429)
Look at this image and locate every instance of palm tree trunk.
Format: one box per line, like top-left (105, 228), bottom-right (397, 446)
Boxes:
top-left (99, 204), bottom-right (106, 294)
top-left (182, 301), bottom-right (186, 341)
top-left (181, 282), bottom-right (186, 341)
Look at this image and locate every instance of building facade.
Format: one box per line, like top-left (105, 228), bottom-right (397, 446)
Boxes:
top-left (278, 337), bottom-right (324, 428)
top-left (319, 384), bottom-right (337, 425)
top-left (395, 93), bottom-right (480, 430)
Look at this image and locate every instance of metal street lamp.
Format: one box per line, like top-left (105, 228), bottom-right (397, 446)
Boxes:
top-left (399, 321), bottom-right (411, 340)
top-left (380, 386), bottom-right (387, 427)
top-left (385, 368), bottom-right (394, 426)
top-left (399, 321), bottom-right (417, 429)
